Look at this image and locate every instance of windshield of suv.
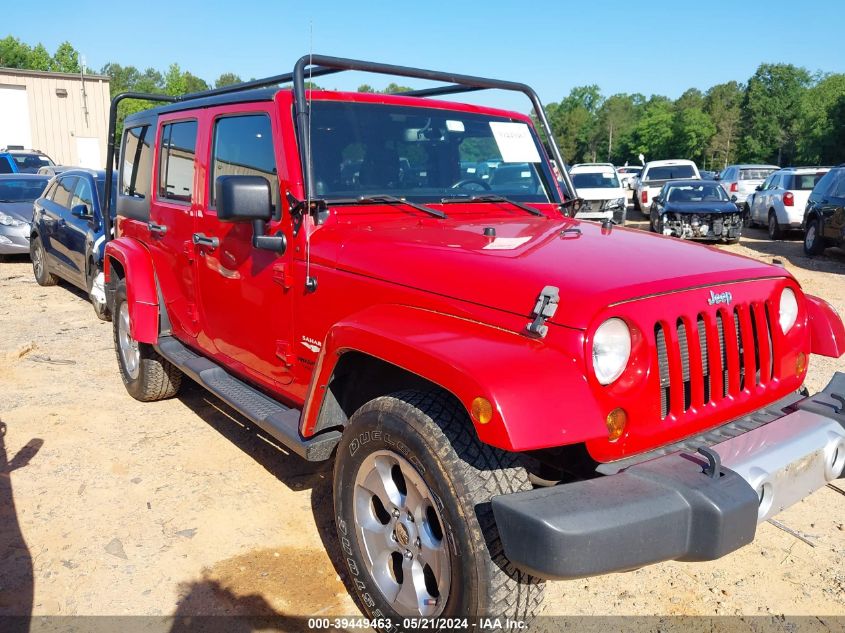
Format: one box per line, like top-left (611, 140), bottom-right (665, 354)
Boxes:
top-left (571, 172), bottom-right (620, 188)
top-left (666, 182), bottom-right (729, 203)
top-left (0, 177), bottom-right (49, 202)
top-left (644, 165), bottom-right (696, 182)
top-left (309, 101), bottom-right (557, 203)
top-left (11, 153), bottom-right (53, 173)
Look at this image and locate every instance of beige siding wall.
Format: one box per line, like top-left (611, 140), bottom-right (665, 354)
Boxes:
top-left (0, 68), bottom-right (110, 168)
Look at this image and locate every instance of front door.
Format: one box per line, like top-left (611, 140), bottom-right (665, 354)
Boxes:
top-left (192, 107), bottom-right (294, 388)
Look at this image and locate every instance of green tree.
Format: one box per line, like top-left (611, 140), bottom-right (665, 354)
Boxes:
top-left (629, 97), bottom-right (674, 160)
top-left (164, 63), bottom-right (187, 95)
top-left (27, 44), bottom-right (52, 71)
top-left (673, 108), bottom-right (716, 165)
top-left (597, 93), bottom-right (639, 163)
top-left (797, 73), bottom-right (845, 164)
top-left (704, 81), bottom-right (743, 169)
top-left (0, 36), bottom-right (31, 68)
top-left (51, 41), bottom-right (81, 73)
top-left (214, 72), bottom-right (242, 88)
top-left (739, 63), bottom-right (811, 165)
top-left (357, 84), bottom-right (375, 93)
top-left (183, 72), bottom-right (209, 94)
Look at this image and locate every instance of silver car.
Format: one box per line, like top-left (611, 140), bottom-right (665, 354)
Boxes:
top-left (716, 164), bottom-right (779, 212)
top-left (0, 174), bottom-right (51, 257)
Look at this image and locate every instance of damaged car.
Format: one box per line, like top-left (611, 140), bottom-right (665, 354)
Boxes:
top-left (649, 180), bottom-right (742, 243)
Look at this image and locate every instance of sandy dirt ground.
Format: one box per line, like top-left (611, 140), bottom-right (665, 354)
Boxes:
top-left (0, 217), bottom-right (844, 629)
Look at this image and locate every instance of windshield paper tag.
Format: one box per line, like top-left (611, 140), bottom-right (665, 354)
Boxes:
top-left (482, 236), bottom-right (532, 250)
top-left (489, 122), bottom-right (541, 163)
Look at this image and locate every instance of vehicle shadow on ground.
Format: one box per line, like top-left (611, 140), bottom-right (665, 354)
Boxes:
top-left (0, 420), bottom-right (43, 633)
top-left (175, 383), bottom-right (362, 621)
top-left (739, 227), bottom-right (845, 275)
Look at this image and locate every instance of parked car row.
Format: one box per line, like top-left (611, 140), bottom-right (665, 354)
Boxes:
top-left (0, 167), bottom-right (115, 320)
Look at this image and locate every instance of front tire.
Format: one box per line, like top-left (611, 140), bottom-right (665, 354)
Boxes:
top-left (112, 279), bottom-right (181, 401)
top-left (31, 235), bottom-right (58, 286)
top-left (333, 390), bottom-right (545, 622)
top-left (803, 217), bottom-right (826, 256)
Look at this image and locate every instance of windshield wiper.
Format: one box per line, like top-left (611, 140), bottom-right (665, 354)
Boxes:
top-left (440, 194), bottom-right (544, 217)
top-left (328, 195), bottom-right (446, 219)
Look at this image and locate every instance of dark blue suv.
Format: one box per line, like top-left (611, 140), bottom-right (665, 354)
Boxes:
top-left (31, 169), bottom-right (117, 320)
top-left (0, 149), bottom-right (55, 174)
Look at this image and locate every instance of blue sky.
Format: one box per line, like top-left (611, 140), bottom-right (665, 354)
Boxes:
top-left (5, 0), bottom-right (845, 113)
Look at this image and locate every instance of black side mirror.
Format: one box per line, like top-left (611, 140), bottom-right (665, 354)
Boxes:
top-left (714, 174), bottom-right (721, 180)
top-left (730, 195), bottom-right (738, 202)
top-left (216, 176), bottom-right (273, 222)
top-left (71, 204), bottom-right (92, 219)
top-left (755, 185), bottom-right (762, 191)
top-left (215, 175), bottom-right (285, 253)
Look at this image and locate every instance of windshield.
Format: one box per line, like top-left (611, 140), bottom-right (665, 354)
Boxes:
top-left (666, 182), bottom-right (729, 203)
top-left (571, 171), bottom-right (620, 189)
top-left (310, 101), bottom-right (557, 203)
top-left (12, 153), bottom-right (54, 173)
top-left (739, 168), bottom-right (776, 180)
top-left (0, 177), bottom-right (49, 202)
top-left (644, 165), bottom-right (696, 181)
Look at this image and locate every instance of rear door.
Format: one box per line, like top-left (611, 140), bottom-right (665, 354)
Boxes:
top-left (148, 117), bottom-right (201, 339)
top-left (192, 105), bottom-right (295, 389)
top-left (42, 175), bottom-right (78, 275)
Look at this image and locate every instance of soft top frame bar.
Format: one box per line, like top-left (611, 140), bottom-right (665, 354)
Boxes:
top-left (103, 55), bottom-right (574, 243)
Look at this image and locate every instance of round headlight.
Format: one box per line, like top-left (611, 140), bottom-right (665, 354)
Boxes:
top-left (592, 318), bottom-right (632, 385)
top-left (779, 287), bottom-right (798, 334)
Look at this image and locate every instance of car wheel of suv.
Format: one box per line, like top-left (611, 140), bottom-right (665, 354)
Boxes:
top-left (87, 262), bottom-right (110, 322)
top-left (113, 279), bottom-right (181, 401)
top-left (743, 204), bottom-right (753, 228)
top-left (803, 217), bottom-right (826, 256)
top-left (333, 389), bottom-right (545, 622)
top-left (768, 211), bottom-right (782, 240)
top-left (31, 234), bottom-right (58, 286)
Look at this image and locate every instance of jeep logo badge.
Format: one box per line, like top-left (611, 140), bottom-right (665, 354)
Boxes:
top-left (707, 290), bottom-right (733, 306)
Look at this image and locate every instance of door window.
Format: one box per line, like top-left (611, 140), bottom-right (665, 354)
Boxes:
top-left (71, 178), bottom-right (94, 212)
top-left (0, 157), bottom-right (12, 174)
top-left (121, 125), bottom-right (153, 198)
top-left (209, 114), bottom-right (278, 210)
top-left (53, 176), bottom-right (77, 209)
top-left (158, 120), bottom-right (198, 204)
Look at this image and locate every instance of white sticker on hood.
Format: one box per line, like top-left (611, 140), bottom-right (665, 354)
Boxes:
top-left (489, 122), bottom-right (541, 163)
top-left (482, 236), bottom-right (531, 250)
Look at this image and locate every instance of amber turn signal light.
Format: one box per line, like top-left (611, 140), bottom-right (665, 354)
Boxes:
top-left (795, 352), bottom-right (807, 376)
top-left (606, 408), bottom-right (627, 442)
top-left (471, 397), bottom-right (493, 425)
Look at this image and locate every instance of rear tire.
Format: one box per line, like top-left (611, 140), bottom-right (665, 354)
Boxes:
top-left (803, 217), bottom-right (826, 256)
top-left (31, 235), bottom-right (58, 286)
top-left (768, 211), bottom-right (782, 240)
top-left (333, 390), bottom-right (545, 622)
top-left (112, 279), bottom-right (181, 401)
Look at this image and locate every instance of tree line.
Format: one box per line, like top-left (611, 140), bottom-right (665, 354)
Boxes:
top-left (543, 64), bottom-right (845, 169)
top-left (2, 35), bottom-right (842, 168)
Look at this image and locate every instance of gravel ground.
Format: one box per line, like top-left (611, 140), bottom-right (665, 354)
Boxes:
top-left (0, 216), bottom-right (843, 628)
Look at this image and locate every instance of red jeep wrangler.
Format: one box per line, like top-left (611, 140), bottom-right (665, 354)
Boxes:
top-left (102, 56), bottom-right (845, 622)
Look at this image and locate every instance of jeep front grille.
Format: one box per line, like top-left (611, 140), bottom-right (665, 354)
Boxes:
top-left (654, 302), bottom-right (776, 419)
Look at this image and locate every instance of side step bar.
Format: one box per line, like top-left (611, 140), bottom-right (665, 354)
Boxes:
top-left (156, 336), bottom-right (341, 461)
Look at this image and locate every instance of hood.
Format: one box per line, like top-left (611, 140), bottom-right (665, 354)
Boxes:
top-left (328, 209), bottom-right (785, 330)
top-left (0, 202), bottom-right (33, 224)
top-left (575, 187), bottom-right (625, 202)
top-left (663, 201), bottom-right (738, 214)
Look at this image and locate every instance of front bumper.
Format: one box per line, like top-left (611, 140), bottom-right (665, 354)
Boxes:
top-left (492, 373), bottom-right (845, 580)
top-left (0, 224), bottom-right (30, 255)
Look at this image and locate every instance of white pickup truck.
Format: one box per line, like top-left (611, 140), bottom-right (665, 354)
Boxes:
top-left (633, 159), bottom-right (700, 215)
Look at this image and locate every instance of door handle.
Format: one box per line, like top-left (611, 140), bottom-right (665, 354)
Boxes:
top-left (192, 233), bottom-right (219, 250)
top-left (148, 222), bottom-right (167, 236)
